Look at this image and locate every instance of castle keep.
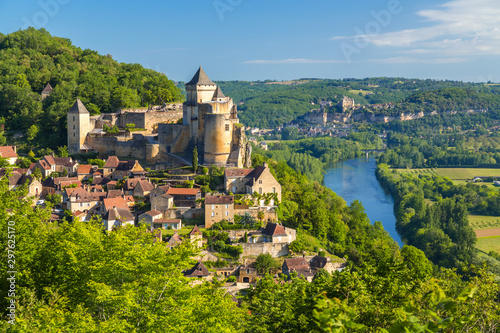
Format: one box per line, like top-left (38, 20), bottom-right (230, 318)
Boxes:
top-left (68, 67), bottom-right (250, 168)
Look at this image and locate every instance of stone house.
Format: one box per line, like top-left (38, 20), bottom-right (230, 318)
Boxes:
top-left (166, 187), bottom-right (201, 208)
top-left (43, 177), bottom-right (82, 198)
top-left (282, 258), bottom-right (314, 282)
top-left (237, 264), bottom-right (258, 284)
top-left (76, 164), bottom-right (95, 181)
top-left (41, 83), bottom-right (52, 100)
top-left (189, 225), bottom-right (203, 247)
top-left (33, 156), bottom-right (78, 178)
top-left (8, 171), bottom-right (42, 200)
top-left (102, 196), bottom-right (135, 231)
top-left (264, 222), bottom-right (296, 243)
top-left (166, 232), bottom-right (182, 249)
top-left (309, 255), bottom-right (345, 274)
top-left (123, 178), bottom-right (155, 198)
top-left (138, 210), bottom-right (163, 225)
top-left (224, 162), bottom-right (281, 205)
top-left (185, 261), bottom-right (210, 278)
top-left (152, 218), bottom-right (182, 230)
top-left (150, 185), bottom-right (174, 212)
top-left (0, 146), bottom-right (18, 165)
top-left (102, 156), bottom-right (146, 180)
top-left (204, 194), bottom-right (234, 228)
top-left (65, 187), bottom-right (105, 213)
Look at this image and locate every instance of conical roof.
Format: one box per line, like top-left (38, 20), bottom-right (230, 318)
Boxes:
top-left (212, 86), bottom-right (225, 100)
top-left (186, 66), bottom-right (216, 86)
top-left (42, 83), bottom-right (53, 93)
top-left (68, 99), bottom-right (89, 114)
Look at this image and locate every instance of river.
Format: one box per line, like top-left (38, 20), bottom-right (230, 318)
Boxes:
top-left (324, 156), bottom-right (402, 246)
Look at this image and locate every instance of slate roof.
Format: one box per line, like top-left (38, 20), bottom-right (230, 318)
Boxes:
top-left (224, 168), bottom-right (253, 178)
top-left (205, 194), bottom-right (234, 205)
top-left (103, 156), bottom-right (120, 168)
top-left (185, 261), bottom-right (210, 277)
top-left (264, 223), bottom-right (287, 237)
top-left (212, 86), bottom-right (225, 99)
top-left (310, 255), bottom-right (328, 269)
top-left (68, 99), bottom-right (89, 114)
top-left (186, 66), bottom-right (216, 86)
top-left (0, 146), bottom-right (17, 158)
top-left (42, 83), bottom-right (53, 93)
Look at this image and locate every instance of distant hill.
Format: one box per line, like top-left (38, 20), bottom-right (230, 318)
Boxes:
top-left (214, 79), bottom-right (497, 128)
top-left (0, 28), bottom-right (183, 149)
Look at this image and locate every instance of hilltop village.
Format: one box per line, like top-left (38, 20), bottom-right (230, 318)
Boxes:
top-left (0, 68), bottom-right (345, 293)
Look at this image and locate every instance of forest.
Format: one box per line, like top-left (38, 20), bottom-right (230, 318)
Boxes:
top-left (0, 28), bottom-right (183, 150)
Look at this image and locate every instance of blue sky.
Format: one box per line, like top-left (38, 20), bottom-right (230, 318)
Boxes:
top-left (1, 0), bottom-right (499, 82)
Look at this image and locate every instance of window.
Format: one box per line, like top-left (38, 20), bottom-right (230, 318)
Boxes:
top-left (225, 204), bottom-right (228, 209)
top-left (212, 205), bottom-right (214, 210)
top-left (258, 179), bottom-right (263, 184)
top-left (259, 188), bottom-right (262, 194)
top-left (211, 212), bottom-right (215, 217)
top-left (272, 187), bottom-right (276, 193)
top-left (225, 124), bottom-right (230, 131)
top-left (73, 133), bottom-right (75, 137)
top-left (73, 116), bottom-right (75, 121)
top-left (225, 211), bottom-right (228, 216)
top-left (73, 125), bottom-right (75, 129)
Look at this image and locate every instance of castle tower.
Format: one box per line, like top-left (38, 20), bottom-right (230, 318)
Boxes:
top-left (184, 66), bottom-right (217, 140)
top-left (67, 99), bottom-right (90, 155)
top-left (41, 83), bottom-right (53, 100)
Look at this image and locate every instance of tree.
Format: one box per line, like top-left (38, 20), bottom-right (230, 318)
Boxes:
top-left (26, 124), bottom-right (39, 145)
top-left (192, 146), bottom-right (198, 173)
top-left (57, 146), bottom-right (68, 157)
top-left (254, 253), bottom-right (279, 274)
top-left (257, 210), bottom-right (265, 223)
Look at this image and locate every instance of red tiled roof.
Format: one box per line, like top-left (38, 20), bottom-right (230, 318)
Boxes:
top-left (205, 195), bottom-right (234, 205)
top-left (103, 197), bottom-right (129, 211)
top-left (77, 164), bottom-right (93, 174)
top-left (154, 219), bottom-right (181, 223)
top-left (283, 258), bottom-right (309, 271)
top-left (264, 223), bottom-right (287, 236)
top-left (167, 187), bottom-right (201, 196)
top-left (0, 146), bottom-right (17, 158)
top-left (44, 155), bottom-right (55, 166)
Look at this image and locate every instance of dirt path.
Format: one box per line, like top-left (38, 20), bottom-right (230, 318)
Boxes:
top-left (475, 228), bottom-right (500, 238)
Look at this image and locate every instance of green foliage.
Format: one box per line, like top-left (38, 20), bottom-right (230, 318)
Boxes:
top-left (45, 193), bottom-right (62, 205)
top-left (87, 158), bottom-right (105, 168)
top-left (0, 28), bottom-right (183, 149)
top-left (192, 146), bottom-right (198, 173)
top-left (254, 253), bottom-right (279, 274)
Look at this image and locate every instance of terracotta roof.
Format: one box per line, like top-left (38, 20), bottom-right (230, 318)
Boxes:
top-left (53, 157), bottom-right (73, 166)
top-left (103, 197), bottom-right (129, 211)
top-left (68, 188), bottom-right (104, 202)
top-left (68, 98), bottom-right (89, 114)
top-left (264, 223), bottom-right (287, 237)
top-left (42, 83), bottom-right (53, 93)
top-left (8, 171), bottom-right (23, 186)
top-left (186, 66), bottom-right (216, 86)
top-left (77, 165), bottom-right (93, 174)
top-left (189, 225), bottom-right (202, 236)
top-left (0, 146), bottom-right (17, 158)
top-left (224, 168), bottom-right (253, 178)
top-left (212, 86), bottom-right (225, 100)
top-left (205, 194), bottom-right (234, 205)
top-left (103, 156), bottom-right (120, 168)
top-left (136, 180), bottom-right (154, 192)
top-left (44, 155), bottom-right (56, 166)
top-left (185, 261), bottom-right (210, 277)
top-left (167, 188), bottom-right (201, 196)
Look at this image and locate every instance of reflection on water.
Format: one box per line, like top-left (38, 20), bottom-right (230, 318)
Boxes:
top-left (324, 156), bottom-right (401, 246)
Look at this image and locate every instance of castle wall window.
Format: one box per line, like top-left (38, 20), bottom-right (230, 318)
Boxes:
top-left (73, 133), bottom-right (75, 137)
top-left (225, 124), bottom-right (229, 131)
top-left (73, 125), bottom-right (75, 129)
top-left (73, 116), bottom-right (75, 121)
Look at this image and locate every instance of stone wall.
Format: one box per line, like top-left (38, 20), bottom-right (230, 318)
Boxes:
top-left (163, 207), bottom-right (204, 220)
top-left (119, 110), bottom-right (183, 132)
top-left (240, 242), bottom-right (290, 258)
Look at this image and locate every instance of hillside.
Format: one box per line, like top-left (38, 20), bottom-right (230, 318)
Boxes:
top-left (0, 28), bottom-right (183, 150)
top-left (214, 78), bottom-right (491, 128)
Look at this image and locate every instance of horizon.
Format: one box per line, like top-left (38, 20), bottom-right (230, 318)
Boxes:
top-left (1, 0), bottom-right (499, 83)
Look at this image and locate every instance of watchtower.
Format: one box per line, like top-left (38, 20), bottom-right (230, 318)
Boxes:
top-left (67, 99), bottom-right (90, 155)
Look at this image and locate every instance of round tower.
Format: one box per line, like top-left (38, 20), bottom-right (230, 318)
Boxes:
top-left (204, 113), bottom-right (232, 165)
top-left (67, 99), bottom-right (90, 155)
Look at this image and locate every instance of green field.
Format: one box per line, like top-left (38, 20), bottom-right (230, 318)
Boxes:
top-left (476, 236), bottom-right (500, 254)
top-left (469, 215), bottom-right (500, 230)
top-left (161, 226), bottom-right (206, 237)
top-left (396, 168), bottom-right (500, 180)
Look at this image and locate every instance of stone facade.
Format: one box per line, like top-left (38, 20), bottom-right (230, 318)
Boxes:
top-left (68, 67), bottom-right (250, 168)
top-left (204, 195), bottom-right (235, 228)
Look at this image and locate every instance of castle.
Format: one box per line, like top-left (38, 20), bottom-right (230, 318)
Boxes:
top-left (68, 67), bottom-right (251, 168)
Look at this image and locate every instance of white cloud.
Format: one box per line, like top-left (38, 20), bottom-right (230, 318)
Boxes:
top-left (245, 58), bottom-right (348, 64)
top-left (369, 57), bottom-right (469, 64)
top-left (333, 0), bottom-right (500, 57)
